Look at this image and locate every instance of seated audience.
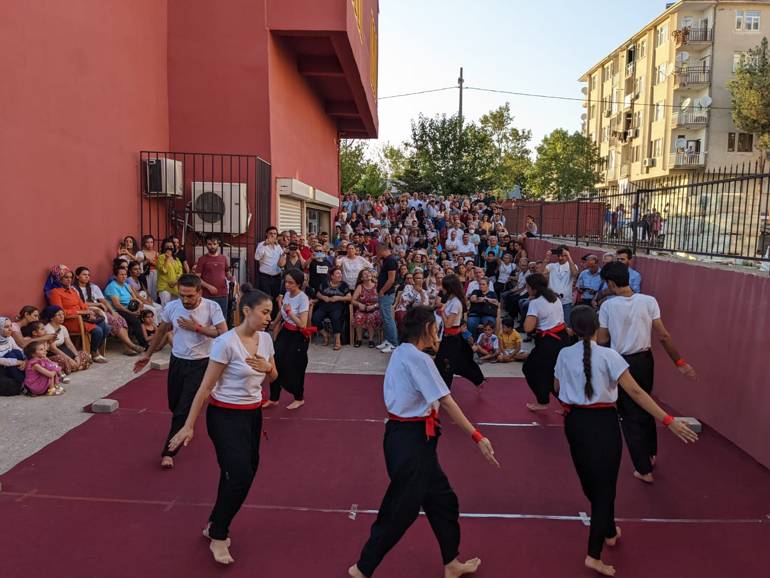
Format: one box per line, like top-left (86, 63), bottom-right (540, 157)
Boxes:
top-left (467, 277), bottom-right (499, 336)
top-left (472, 322), bottom-right (499, 363)
top-left (41, 305), bottom-right (91, 374)
top-left (104, 266), bottom-right (149, 352)
top-left (496, 317), bottom-right (528, 362)
top-left (156, 239), bottom-right (183, 306)
top-left (23, 341), bottom-right (64, 396)
top-left (0, 316), bottom-right (26, 391)
top-left (311, 267), bottom-right (351, 350)
top-left (351, 269), bottom-right (381, 348)
top-left (10, 306), bottom-right (54, 348)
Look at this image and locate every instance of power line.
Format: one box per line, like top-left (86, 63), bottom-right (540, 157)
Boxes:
top-left (378, 86), bottom-right (457, 100)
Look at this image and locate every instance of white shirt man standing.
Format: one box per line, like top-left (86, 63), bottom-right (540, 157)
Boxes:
top-left (254, 226), bottom-right (286, 312)
top-left (544, 245), bottom-right (578, 325)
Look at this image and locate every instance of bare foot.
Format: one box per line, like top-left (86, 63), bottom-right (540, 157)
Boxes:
top-left (286, 400), bottom-right (305, 410)
top-left (348, 564), bottom-right (366, 577)
top-left (261, 400), bottom-right (276, 409)
top-left (210, 539), bottom-right (234, 564)
top-left (160, 456), bottom-right (174, 470)
top-left (605, 526), bottom-right (622, 547)
top-left (526, 402), bottom-right (549, 412)
top-left (633, 471), bottom-right (654, 484)
top-left (202, 524), bottom-right (231, 547)
top-left (444, 557), bottom-right (481, 577)
top-left (585, 556), bottom-right (615, 576)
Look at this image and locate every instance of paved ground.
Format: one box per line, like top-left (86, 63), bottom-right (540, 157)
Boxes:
top-left (0, 340), bottom-right (527, 475)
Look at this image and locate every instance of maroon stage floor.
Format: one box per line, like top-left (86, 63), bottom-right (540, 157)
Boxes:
top-left (1, 370), bottom-right (769, 577)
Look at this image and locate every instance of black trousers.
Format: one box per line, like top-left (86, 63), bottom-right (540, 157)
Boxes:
top-left (565, 407), bottom-right (622, 559)
top-left (357, 422), bottom-right (460, 577)
top-left (118, 310), bottom-right (148, 348)
top-left (618, 350), bottom-right (656, 475)
top-left (162, 355), bottom-right (209, 457)
top-left (312, 301), bottom-right (347, 334)
top-left (270, 328), bottom-right (309, 402)
top-left (434, 333), bottom-right (484, 389)
top-left (206, 404), bottom-right (262, 540)
top-left (522, 331), bottom-right (568, 404)
top-left (258, 271), bottom-right (282, 318)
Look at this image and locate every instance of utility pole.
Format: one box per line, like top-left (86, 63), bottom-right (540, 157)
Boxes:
top-left (458, 67), bottom-right (464, 122)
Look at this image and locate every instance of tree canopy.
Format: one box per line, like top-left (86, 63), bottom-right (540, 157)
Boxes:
top-left (728, 36), bottom-right (770, 152)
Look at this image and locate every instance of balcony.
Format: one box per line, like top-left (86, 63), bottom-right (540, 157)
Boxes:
top-left (673, 26), bottom-right (713, 46)
top-left (669, 152), bottom-right (706, 168)
top-left (674, 66), bottom-right (711, 87)
top-left (625, 61), bottom-right (635, 78)
top-left (672, 110), bottom-right (709, 127)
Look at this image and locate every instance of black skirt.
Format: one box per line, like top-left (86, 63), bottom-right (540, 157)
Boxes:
top-left (270, 327), bottom-right (309, 401)
top-left (434, 333), bottom-right (484, 388)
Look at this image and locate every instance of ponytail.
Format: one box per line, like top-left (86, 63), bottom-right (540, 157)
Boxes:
top-left (525, 273), bottom-right (558, 303)
top-left (570, 305), bottom-right (601, 402)
top-left (582, 338), bottom-right (594, 401)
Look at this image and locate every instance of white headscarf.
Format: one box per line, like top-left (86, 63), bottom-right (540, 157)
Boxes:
top-left (0, 316), bottom-right (20, 355)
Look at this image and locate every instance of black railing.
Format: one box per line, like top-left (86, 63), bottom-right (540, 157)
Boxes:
top-left (675, 66), bottom-right (711, 85)
top-left (139, 151), bottom-right (271, 285)
top-left (505, 162), bottom-right (770, 262)
top-left (685, 27), bottom-right (712, 42)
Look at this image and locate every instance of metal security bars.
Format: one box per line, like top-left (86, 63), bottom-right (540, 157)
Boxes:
top-left (504, 162), bottom-right (770, 262)
top-left (139, 151), bottom-right (271, 285)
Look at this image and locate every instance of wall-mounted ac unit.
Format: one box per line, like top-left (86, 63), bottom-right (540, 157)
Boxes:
top-left (643, 158), bottom-right (657, 167)
top-left (142, 158), bottom-right (183, 197)
top-left (192, 181), bottom-right (249, 235)
top-left (277, 178), bottom-right (312, 200)
top-left (193, 245), bottom-right (250, 286)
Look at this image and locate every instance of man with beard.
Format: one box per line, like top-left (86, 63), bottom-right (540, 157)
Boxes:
top-left (134, 274), bottom-right (228, 469)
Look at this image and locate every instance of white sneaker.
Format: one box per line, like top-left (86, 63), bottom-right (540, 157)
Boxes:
top-left (375, 341), bottom-right (391, 351)
top-left (61, 376), bottom-right (71, 384)
top-left (93, 355), bottom-right (108, 364)
top-left (380, 344), bottom-right (395, 354)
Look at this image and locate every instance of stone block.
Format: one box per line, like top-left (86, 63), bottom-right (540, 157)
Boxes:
top-left (150, 359), bottom-right (169, 370)
top-left (680, 417), bottom-right (702, 433)
top-left (91, 398), bottom-right (119, 414)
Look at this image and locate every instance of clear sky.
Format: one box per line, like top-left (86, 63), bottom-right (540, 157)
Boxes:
top-left (374, 0), bottom-right (666, 152)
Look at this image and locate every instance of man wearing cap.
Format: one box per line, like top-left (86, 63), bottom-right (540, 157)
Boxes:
top-left (576, 254), bottom-right (602, 308)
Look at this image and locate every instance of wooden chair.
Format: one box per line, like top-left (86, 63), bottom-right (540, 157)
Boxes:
top-left (66, 314), bottom-right (91, 353)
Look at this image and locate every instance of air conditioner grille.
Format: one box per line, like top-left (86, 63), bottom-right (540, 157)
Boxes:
top-left (195, 192), bottom-right (226, 223)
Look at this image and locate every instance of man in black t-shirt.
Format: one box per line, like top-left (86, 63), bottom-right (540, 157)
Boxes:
top-left (307, 244), bottom-right (330, 297)
top-left (376, 244), bottom-right (399, 351)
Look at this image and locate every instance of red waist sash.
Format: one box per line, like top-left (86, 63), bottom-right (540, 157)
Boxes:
top-left (209, 396), bottom-right (264, 410)
top-left (283, 322), bottom-right (318, 338)
top-left (560, 401), bottom-right (616, 415)
top-left (536, 323), bottom-right (567, 340)
top-left (444, 327), bottom-right (462, 336)
top-left (387, 408), bottom-right (440, 439)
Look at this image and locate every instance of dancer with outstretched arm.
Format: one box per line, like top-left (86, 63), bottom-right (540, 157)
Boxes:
top-left (597, 262), bottom-right (697, 483)
top-left (555, 305), bottom-right (697, 576)
top-left (434, 274), bottom-right (484, 389)
top-left (349, 306), bottom-right (500, 578)
top-left (134, 274), bottom-right (227, 469)
top-left (168, 285), bottom-right (277, 565)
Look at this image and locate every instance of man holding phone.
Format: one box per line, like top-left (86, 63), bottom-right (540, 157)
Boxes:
top-left (544, 245), bottom-right (578, 326)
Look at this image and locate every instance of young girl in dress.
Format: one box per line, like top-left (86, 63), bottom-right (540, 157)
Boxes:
top-left (555, 306), bottom-right (697, 576)
top-left (141, 310), bottom-right (172, 350)
top-left (23, 342), bottom-right (64, 396)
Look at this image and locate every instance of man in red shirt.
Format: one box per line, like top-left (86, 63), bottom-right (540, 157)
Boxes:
top-left (193, 235), bottom-right (230, 321)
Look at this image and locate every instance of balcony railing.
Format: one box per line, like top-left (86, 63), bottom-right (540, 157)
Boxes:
top-left (669, 152), bottom-right (706, 168)
top-left (673, 26), bottom-right (713, 46)
top-left (675, 66), bottom-right (711, 86)
top-left (625, 62), bottom-right (635, 78)
top-left (672, 110), bottom-right (709, 127)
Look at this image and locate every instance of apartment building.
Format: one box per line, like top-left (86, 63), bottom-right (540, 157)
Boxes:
top-left (580, 0), bottom-right (770, 188)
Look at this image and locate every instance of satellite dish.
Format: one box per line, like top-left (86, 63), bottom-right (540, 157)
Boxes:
top-left (681, 97), bottom-right (692, 111)
top-left (581, 87), bottom-right (588, 95)
top-left (676, 137), bottom-right (687, 149)
top-left (676, 51), bottom-right (690, 63)
top-left (700, 95), bottom-right (713, 108)
top-left (581, 113), bottom-right (587, 120)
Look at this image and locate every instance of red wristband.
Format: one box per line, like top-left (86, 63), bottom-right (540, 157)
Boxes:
top-left (675, 358), bottom-right (687, 367)
top-left (194, 324), bottom-right (202, 333)
top-left (662, 415), bottom-right (674, 426)
top-left (471, 429), bottom-right (484, 443)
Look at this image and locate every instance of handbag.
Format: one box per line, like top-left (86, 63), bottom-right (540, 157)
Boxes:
top-left (127, 299), bottom-right (141, 312)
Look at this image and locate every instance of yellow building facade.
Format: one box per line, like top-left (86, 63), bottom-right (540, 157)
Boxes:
top-left (581, 0), bottom-right (770, 189)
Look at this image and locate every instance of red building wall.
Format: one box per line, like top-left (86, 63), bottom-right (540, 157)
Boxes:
top-left (525, 239), bottom-right (770, 469)
top-left (0, 0), bottom-right (169, 309)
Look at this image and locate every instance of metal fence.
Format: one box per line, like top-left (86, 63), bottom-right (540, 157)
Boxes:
top-left (139, 151), bottom-right (271, 285)
top-left (504, 162), bottom-right (770, 262)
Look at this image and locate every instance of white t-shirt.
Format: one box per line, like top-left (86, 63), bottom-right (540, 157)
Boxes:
top-left (497, 262), bottom-right (514, 285)
top-left (455, 241), bottom-right (476, 262)
top-left (209, 330), bottom-right (274, 405)
top-left (44, 323), bottom-right (69, 347)
top-left (339, 256), bottom-right (372, 288)
top-left (443, 296), bottom-right (463, 327)
top-left (556, 341), bottom-right (629, 405)
top-left (599, 293), bottom-right (661, 355)
top-left (384, 343), bottom-right (450, 418)
top-left (254, 242), bottom-right (284, 276)
top-left (160, 298), bottom-right (226, 360)
top-left (526, 296), bottom-right (565, 331)
top-left (546, 262), bottom-right (575, 304)
top-left (465, 280), bottom-right (480, 297)
top-left (281, 290), bottom-right (310, 323)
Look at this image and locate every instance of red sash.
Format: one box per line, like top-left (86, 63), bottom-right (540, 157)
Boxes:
top-left (209, 396), bottom-right (264, 410)
top-left (444, 327), bottom-right (462, 336)
top-left (537, 323), bottom-right (567, 341)
top-left (387, 408), bottom-right (440, 439)
top-left (283, 322), bottom-right (318, 339)
top-left (560, 401), bottom-right (616, 415)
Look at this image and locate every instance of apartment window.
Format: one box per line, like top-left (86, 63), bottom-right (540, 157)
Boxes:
top-left (654, 101), bottom-right (664, 122)
top-left (638, 39), bottom-right (647, 59)
top-left (736, 10), bottom-right (761, 31)
top-left (655, 24), bottom-right (669, 47)
top-left (632, 145), bottom-right (641, 163)
top-left (590, 132), bottom-right (596, 144)
top-left (369, 11), bottom-right (378, 96)
top-left (608, 150), bottom-right (616, 169)
top-left (651, 138), bottom-right (663, 158)
top-left (655, 63), bottom-right (667, 85)
top-left (590, 104), bottom-right (596, 120)
top-left (603, 63), bottom-right (611, 82)
top-left (634, 110), bottom-right (643, 128)
top-left (602, 126), bottom-right (609, 142)
top-left (728, 132), bottom-right (754, 152)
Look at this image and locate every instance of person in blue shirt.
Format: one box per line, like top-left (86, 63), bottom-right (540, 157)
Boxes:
top-left (616, 247), bottom-right (642, 294)
top-left (576, 254), bottom-right (603, 307)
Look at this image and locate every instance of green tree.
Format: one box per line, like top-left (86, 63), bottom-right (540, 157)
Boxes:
top-left (479, 103), bottom-right (533, 192)
top-left (527, 129), bottom-right (601, 200)
top-left (728, 36), bottom-right (770, 151)
top-left (339, 139), bottom-right (387, 197)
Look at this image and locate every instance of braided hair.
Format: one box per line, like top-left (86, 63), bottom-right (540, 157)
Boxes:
top-left (525, 273), bottom-right (558, 303)
top-left (569, 305), bottom-right (600, 401)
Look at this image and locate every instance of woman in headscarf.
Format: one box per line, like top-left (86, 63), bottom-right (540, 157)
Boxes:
top-left (0, 317), bottom-right (26, 388)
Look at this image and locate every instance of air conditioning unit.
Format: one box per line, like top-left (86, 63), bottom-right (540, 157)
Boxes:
top-left (643, 158), bottom-right (657, 167)
top-left (277, 178), bottom-right (313, 200)
top-left (192, 181), bottom-right (250, 235)
top-left (193, 245), bottom-right (250, 286)
top-left (142, 158), bottom-right (183, 197)
top-left (604, 110), bottom-right (613, 118)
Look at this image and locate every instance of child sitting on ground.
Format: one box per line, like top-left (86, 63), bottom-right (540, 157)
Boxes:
top-left (496, 317), bottom-right (528, 362)
top-left (460, 320), bottom-right (474, 347)
top-left (23, 322), bottom-right (70, 383)
top-left (23, 342), bottom-right (64, 396)
top-left (141, 310), bottom-right (173, 350)
top-left (472, 322), bottom-right (499, 363)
